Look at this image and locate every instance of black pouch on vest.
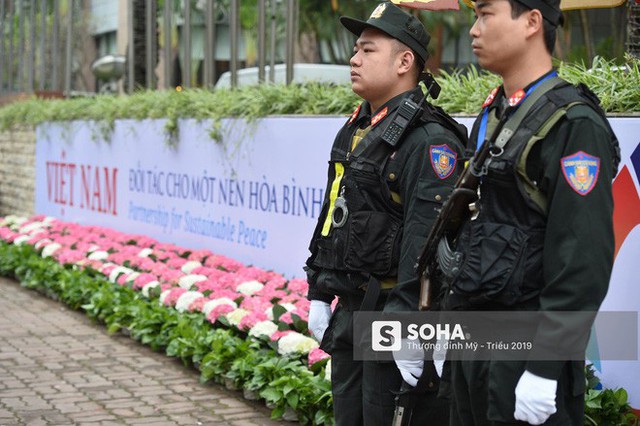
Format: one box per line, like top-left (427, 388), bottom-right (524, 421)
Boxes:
top-left (452, 221), bottom-right (528, 306)
top-left (344, 211), bottom-right (402, 276)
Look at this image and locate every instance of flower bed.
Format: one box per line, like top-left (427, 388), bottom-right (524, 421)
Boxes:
top-left (3, 214), bottom-right (636, 425)
top-left (0, 215), bottom-right (333, 425)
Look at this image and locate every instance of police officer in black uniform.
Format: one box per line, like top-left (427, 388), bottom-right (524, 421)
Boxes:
top-left (440, 0), bottom-right (620, 425)
top-left (304, 2), bottom-right (467, 425)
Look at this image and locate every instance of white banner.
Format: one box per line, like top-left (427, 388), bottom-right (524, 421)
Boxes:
top-left (36, 118), bottom-right (341, 279)
top-left (36, 116), bottom-right (640, 406)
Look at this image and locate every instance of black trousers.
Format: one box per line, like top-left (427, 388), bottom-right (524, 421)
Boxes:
top-left (325, 302), bottom-right (450, 426)
top-left (448, 359), bottom-right (585, 426)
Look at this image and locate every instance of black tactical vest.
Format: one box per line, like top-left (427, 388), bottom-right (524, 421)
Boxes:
top-left (307, 88), bottom-right (467, 279)
top-left (448, 81), bottom-right (619, 308)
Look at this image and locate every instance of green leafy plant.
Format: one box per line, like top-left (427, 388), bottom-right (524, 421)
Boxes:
top-left (0, 56), bottom-right (637, 138)
top-left (585, 364), bottom-right (639, 426)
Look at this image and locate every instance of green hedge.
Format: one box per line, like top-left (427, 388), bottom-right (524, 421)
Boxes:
top-left (0, 57), bottom-right (638, 133)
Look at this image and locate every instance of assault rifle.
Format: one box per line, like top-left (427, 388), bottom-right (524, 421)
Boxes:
top-left (416, 110), bottom-right (513, 311)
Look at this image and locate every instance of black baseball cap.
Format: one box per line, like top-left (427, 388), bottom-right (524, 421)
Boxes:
top-left (340, 2), bottom-right (431, 64)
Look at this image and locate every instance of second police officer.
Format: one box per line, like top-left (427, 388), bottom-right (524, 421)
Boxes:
top-left (305, 2), bottom-right (467, 425)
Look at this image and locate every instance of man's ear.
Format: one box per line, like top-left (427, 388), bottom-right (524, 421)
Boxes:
top-left (398, 50), bottom-right (415, 76)
top-left (525, 8), bottom-right (544, 38)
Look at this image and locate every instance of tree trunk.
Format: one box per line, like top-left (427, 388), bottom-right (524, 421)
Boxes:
top-left (628, 0), bottom-right (640, 59)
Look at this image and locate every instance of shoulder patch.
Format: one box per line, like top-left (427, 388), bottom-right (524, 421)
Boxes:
top-left (430, 144), bottom-right (457, 180)
top-left (561, 151), bottom-right (600, 196)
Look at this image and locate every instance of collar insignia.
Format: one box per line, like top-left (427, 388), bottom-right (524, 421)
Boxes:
top-left (482, 87), bottom-right (499, 108)
top-left (508, 89), bottom-right (526, 107)
top-left (371, 106), bottom-right (388, 127)
top-left (348, 105), bottom-right (362, 124)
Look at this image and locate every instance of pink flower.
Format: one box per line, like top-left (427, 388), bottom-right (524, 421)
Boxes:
top-left (188, 297), bottom-right (206, 312)
top-left (0, 227), bottom-right (17, 242)
top-left (285, 278), bottom-right (309, 296)
top-left (308, 348), bottom-right (330, 366)
top-left (188, 249), bottom-right (214, 262)
top-left (163, 287), bottom-right (187, 306)
top-left (133, 273), bottom-right (158, 289)
top-left (165, 257), bottom-right (188, 270)
top-left (204, 255), bottom-right (244, 272)
top-left (270, 330), bottom-right (295, 342)
top-left (206, 304), bottom-right (235, 323)
top-left (238, 311), bottom-right (269, 331)
top-left (279, 311), bottom-right (294, 325)
top-left (54, 249), bottom-right (86, 264)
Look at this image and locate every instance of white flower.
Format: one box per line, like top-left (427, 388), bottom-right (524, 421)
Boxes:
top-left (202, 298), bottom-right (238, 316)
top-left (19, 221), bottom-right (46, 235)
top-left (86, 245), bottom-right (101, 254)
top-left (277, 332), bottom-right (319, 356)
top-left (141, 281), bottom-right (160, 298)
top-left (324, 359), bottom-right (332, 382)
top-left (159, 289), bottom-right (171, 305)
top-left (181, 260), bottom-right (202, 274)
top-left (12, 235), bottom-right (31, 245)
top-left (236, 280), bottom-right (264, 296)
top-left (265, 302), bottom-right (297, 320)
top-left (0, 215), bottom-right (27, 228)
top-left (225, 308), bottom-right (249, 326)
top-left (88, 250), bottom-right (109, 260)
top-left (137, 248), bottom-right (153, 258)
top-left (174, 291), bottom-right (204, 312)
top-left (125, 272), bottom-right (140, 283)
top-left (108, 266), bottom-right (133, 283)
top-left (34, 238), bottom-right (53, 250)
top-left (178, 274), bottom-right (207, 289)
top-left (41, 243), bottom-right (61, 258)
top-left (99, 262), bottom-right (117, 273)
top-left (248, 320), bottom-right (279, 338)
top-left (42, 216), bottom-right (56, 224)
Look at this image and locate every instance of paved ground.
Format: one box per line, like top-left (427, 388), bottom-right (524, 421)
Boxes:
top-left (0, 277), bottom-right (288, 426)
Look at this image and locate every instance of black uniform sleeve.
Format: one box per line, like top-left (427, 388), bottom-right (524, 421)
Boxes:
top-left (384, 124), bottom-right (465, 312)
top-left (525, 105), bottom-right (616, 379)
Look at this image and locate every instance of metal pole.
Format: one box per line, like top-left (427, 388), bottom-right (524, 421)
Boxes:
top-left (285, 0), bottom-right (295, 85)
top-left (18, 0), bottom-right (25, 91)
top-left (127, 0), bottom-right (134, 93)
top-left (146, 0), bottom-right (157, 89)
top-left (7, 2), bottom-right (14, 91)
top-left (39, 0), bottom-right (46, 91)
top-left (257, 0), bottom-right (266, 83)
top-left (204, 0), bottom-right (216, 88)
top-left (163, 0), bottom-right (171, 89)
top-left (28, 0), bottom-right (36, 92)
top-left (0, 1), bottom-right (5, 92)
top-left (64, 0), bottom-right (73, 96)
top-left (269, 0), bottom-right (276, 83)
top-left (52, 0), bottom-right (59, 91)
top-left (230, 0), bottom-right (239, 88)
top-left (183, 0), bottom-right (191, 88)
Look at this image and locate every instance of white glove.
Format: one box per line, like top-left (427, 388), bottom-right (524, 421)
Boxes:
top-left (433, 336), bottom-right (447, 378)
top-left (514, 370), bottom-right (558, 425)
top-left (308, 300), bottom-right (332, 342)
top-left (393, 339), bottom-right (424, 387)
